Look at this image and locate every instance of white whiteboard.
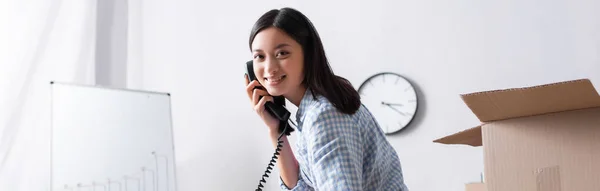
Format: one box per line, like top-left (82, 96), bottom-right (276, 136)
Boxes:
top-left (50, 82), bottom-right (177, 191)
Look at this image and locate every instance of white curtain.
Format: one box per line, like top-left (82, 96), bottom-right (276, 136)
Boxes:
top-left (126, 0), bottom-right (144, 90)
top-left (0, 0), bottom-right (97, 190)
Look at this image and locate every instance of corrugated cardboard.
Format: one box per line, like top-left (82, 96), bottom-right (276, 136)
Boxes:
top-left (466, 183), bottom-right (486, 191)
top-left (435, 79), bottom-right (600, 191)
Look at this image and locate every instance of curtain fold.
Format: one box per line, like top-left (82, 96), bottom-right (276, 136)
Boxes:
top-left (0, 0), bottom-right (97, 190)
top-left (127, 0), bottom-right (144, 90)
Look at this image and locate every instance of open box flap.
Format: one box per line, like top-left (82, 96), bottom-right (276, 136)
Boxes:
top-left (434, 126), bottom-right (483, 147)
top-left (461, 79), bottom-right (600, 122)
top-left (435, 79), bottom-right (600, 146)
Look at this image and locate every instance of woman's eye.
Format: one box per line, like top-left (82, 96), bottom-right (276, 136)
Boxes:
top-left (276, 51), bottom-right (289, 57)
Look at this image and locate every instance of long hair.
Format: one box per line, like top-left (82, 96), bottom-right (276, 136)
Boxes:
top-left (249, 7), bottom-right (361, 114)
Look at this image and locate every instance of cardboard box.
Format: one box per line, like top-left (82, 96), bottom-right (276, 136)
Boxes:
top-left (434, 79), bottom-right (600, 191)
top-left (465, 183), bottom-right (486, 191)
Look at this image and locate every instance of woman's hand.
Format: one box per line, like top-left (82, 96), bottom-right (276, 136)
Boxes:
top-left (245, 74), bottom-right (280, 135)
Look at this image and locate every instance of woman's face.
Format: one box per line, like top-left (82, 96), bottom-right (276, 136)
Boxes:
top-left (251, 27), bottom-right (304, 97)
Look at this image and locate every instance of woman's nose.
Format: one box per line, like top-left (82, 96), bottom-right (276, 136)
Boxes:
top-left (264, 58), bottom-right (280, 74)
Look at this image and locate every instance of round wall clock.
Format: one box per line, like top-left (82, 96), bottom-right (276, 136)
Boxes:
top-left (357, 72), bottom-right (418, 135)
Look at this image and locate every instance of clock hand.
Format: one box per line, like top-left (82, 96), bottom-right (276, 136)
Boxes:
top-left (381, 101), bottom-right (403, 107)
top-left (384, 104), bottom-right (407, 116)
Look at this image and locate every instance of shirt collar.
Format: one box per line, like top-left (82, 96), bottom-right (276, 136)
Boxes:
top-left (295, 88), bottom-right (317, 125)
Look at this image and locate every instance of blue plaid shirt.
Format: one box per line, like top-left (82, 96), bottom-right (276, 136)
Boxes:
top-left (280, 89), bottom-right (409, 191)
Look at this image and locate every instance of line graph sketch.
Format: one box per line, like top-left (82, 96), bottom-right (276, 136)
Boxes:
top-left (50, 82), bottom-right (177, 191)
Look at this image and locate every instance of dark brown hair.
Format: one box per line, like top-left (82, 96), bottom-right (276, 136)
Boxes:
top-left (249, 7), bottom-right (360, 114)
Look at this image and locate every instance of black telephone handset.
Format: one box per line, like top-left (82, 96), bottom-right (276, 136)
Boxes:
top-left (245, 60), bottom-right (292, 132)
top-left (246, 60), bottom-right (294, 191)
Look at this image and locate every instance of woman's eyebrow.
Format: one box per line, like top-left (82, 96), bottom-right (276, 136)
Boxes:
top-left (275, 43), bottom-right (291, 49)
top-left (252, 43), bottom-right (291, 52)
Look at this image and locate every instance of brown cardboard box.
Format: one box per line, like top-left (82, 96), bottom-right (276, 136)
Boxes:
top-left (434, 79), bottom-right (600, 191)
top-left (465, 183), bottom-right (486, 191)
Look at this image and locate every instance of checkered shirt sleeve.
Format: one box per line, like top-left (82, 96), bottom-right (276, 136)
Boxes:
top-left (280, 106), bottom-right (364, 190)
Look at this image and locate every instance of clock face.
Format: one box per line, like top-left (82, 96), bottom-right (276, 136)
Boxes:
top-left (357, 72), bottom-right (418, 135)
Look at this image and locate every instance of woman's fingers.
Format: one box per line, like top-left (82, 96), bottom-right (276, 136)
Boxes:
top-left (254, 95), bottom-right (274, 114)
top-left (252, 88), bottom-right (269, 106)
top-left (246, 80), bottom-right (261, 100)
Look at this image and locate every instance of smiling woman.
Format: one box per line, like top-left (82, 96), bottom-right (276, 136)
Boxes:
top-left (250, 27), bottom-right (305, 103)
top-left (244, 7), bottom-right (409, 191)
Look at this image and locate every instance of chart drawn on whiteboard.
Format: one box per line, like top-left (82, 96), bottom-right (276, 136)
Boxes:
top-left (50, 82), bottom-right (178, 191)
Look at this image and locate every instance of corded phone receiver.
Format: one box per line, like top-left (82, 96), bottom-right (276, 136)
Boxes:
top-left (264, 99), bottom-right (290, 126)
top-left (246, 60), bottom-right (294, 191)
top-left (266, 101), bottom-right (289, 122)
top-left (245, 60), bottom-right (294, 135)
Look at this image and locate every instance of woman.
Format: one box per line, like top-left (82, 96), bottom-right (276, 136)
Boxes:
top-left (245, 7), bottom-right (409, 191)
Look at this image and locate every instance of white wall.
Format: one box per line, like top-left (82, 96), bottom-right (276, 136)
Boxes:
top-left (130, 0), bottom-right (600, 190)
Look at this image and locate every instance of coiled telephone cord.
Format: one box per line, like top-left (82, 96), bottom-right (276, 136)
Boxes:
top-left (255, 120), bottom-right (294, 191)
